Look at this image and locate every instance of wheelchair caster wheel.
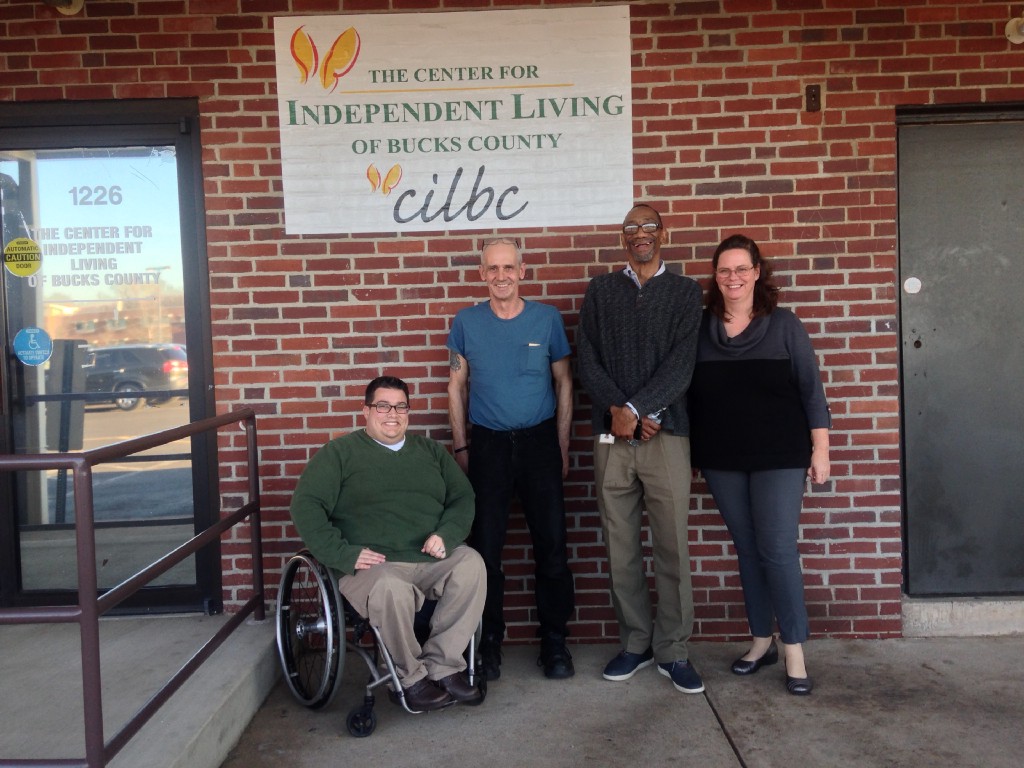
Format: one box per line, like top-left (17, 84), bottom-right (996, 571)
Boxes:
top-left (346, 708), bottom-right (377, 738)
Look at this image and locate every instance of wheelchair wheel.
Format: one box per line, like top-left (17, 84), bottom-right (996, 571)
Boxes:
top-left (276, 551), bottom-right (345, 709)
top-left (346, 707), bottom-right (377, 738)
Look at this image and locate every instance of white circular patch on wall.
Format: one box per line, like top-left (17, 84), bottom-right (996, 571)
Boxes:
top-left (903, 277), bottom-right (922, 295)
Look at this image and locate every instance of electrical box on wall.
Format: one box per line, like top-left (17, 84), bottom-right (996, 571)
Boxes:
top-left (805, 84), bottom-right (821, 112)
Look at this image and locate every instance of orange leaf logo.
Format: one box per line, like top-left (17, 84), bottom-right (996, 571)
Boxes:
top-left (365, 164), bottom-right (403, 196)
top-left (367, 164), bottom-right (382, 192)
top-left (381, 165), bottom-right (402, 196)
top-left (289, 26), bottom-right (361, 91)
top-left (289, 26), bottom-right (318, 85)
top-left (319, 27), bottom-right (361, 93)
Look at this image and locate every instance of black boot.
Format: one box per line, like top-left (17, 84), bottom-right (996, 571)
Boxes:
top-left (479, 634), bottom-right (502, 681)
top-left (538, 631), bottom-right (574, 679)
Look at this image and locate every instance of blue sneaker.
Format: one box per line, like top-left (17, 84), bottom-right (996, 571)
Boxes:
top-left (602, 647), bottom-right (654, 681)
top-left (658, 659), bottom-right (705, 694)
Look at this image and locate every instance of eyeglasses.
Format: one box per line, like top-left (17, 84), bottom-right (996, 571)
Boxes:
top-left (369, 402), bottom-right (410, 414)
top-left (716, 266), bottom-right (756, 278)
top-left (622, 222), bottom-right (660, 235)
top-left (483, 237), bottom-right (521, 249)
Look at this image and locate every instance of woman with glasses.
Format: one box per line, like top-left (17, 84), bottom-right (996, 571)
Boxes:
top-left (688, 234), bottom-right (831, 696)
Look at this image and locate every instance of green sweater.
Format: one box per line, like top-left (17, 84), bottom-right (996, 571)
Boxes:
top-left (289, 430), bottom-right (476, 576)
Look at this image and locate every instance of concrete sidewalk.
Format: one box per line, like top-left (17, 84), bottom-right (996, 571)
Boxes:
top-left (223, 636), bottom-right (1023, 768)
top-left (2, 614), bottom-right (1021, 768)
top-left (0, 612), bottom-right (277, 768)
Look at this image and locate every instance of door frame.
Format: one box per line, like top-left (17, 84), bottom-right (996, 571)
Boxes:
top-left (896, 101), bottom-right (1024, 597)
top-left (0, 99), bottom-right (220, 613)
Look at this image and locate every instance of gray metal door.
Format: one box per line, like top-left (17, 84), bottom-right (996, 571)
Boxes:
top-left (898, 112), bottom-right (1024, 595)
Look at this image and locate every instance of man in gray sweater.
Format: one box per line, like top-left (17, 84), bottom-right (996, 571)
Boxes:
top-left (577, 203), bottom-right (705, 694)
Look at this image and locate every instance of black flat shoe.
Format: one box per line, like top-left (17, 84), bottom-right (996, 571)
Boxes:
top-left (786, 674), bottom-right (813, 696)
top-left (731, 642), bottom-right (779, 675)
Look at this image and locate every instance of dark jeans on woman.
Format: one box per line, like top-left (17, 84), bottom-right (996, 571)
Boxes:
top-left (468, 417), bottom-right (575, 641)
top-left (702, 468), bottom-right (810, 644)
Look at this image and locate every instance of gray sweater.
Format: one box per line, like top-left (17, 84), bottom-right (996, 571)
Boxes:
top-left (577, 267), bottom-right (703, 435)
top-left (689, 308), bottom-right (831, 471)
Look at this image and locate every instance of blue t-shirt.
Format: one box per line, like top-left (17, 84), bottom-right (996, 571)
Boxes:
top-left (447, 300), bottom-right (571, 431)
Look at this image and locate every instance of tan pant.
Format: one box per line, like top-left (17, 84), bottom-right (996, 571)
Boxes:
top-left (593, 432), bottom-right (695, 662)
top-left (338, 545), bottom-right (485, 686)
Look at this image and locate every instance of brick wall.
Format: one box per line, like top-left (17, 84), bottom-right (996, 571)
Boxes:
top-left (4, 0), bottom-right (1019, 641)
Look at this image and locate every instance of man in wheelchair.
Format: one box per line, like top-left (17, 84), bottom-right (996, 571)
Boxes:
top-left (289, 375), bottom-right (486, 711)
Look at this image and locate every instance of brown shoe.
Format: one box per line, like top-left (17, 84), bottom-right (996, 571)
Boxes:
top-left (437, 671), bottom-right (483, 703)
top-left (402, 678), bottom-right (454, 711)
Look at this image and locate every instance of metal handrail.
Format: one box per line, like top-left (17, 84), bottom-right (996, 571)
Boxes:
top-left (24, 389), bottom-right (190, 406)
top-left (0, 408), bottom-right (265, 768)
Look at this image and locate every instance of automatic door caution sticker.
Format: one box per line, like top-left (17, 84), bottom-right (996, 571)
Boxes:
top-left (13, 327), bottom-right (53, 366)
top-left (3, 237), bottom-right (42, 277)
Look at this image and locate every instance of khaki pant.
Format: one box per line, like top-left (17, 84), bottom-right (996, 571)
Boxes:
top-left (338, 545), bottom-right (485, 686)
top-left (593, 433), bottom-right (695, 662)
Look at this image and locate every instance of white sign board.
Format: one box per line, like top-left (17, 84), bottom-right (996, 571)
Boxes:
top-left (273, 6), bottom-right (633, 234)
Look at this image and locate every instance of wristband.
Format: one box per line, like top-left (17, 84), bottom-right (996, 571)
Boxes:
top-left (454, 445), bottom-right (469, 454)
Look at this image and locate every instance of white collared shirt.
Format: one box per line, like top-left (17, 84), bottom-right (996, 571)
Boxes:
top-left (623, 261), bottom-right (666, 289)
top-left (622, 262), bottom-right (667, 422)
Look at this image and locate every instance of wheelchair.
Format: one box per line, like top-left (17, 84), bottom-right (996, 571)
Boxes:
top-left (275, 550), bottom-right (486, 737)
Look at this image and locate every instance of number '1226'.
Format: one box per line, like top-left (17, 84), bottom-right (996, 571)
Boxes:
top-left (68, 185), bottom-right (123, 205)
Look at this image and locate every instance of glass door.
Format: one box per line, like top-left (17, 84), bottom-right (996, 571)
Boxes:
top-left (0, 101), bottom-right (218, 612)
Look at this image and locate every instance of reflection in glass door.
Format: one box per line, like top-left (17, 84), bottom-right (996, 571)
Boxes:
top-left (1, 102), bottom-right (217, 611)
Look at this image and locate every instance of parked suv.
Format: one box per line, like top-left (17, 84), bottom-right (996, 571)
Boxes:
top-left (84, 343), bottom-right (189, 411)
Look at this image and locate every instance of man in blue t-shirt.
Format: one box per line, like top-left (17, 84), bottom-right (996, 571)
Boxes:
top-left (447, 237), bottom-right (576, 681)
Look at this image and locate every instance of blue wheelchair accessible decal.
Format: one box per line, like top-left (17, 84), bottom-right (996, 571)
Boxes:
top-left (13, 326), bottom-right (54, 366)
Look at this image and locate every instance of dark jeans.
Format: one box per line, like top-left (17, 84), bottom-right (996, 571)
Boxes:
top-left (702, 468), bottom-right (810, 644)
top-left (468, 418), bottom-right (575, 641)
